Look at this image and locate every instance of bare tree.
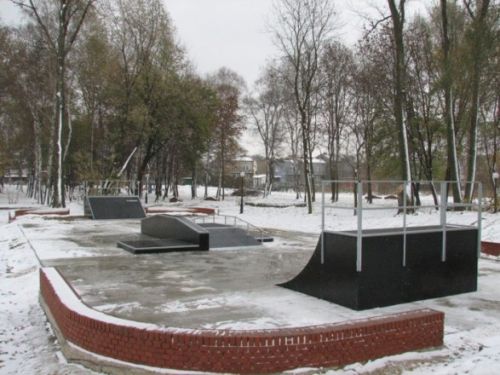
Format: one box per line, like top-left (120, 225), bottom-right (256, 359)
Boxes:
top-left (351, 53), bottom-right (382, 203)
top-left (271, 0), bottom-right (336, 213)
top-left (11, 0), bottom-right (96, 207)
top-left (319, 41), bottom-right (354, 202)
top-left (208, 68), bottom-right (245, 200)
top-left (405, 17), bottom-right (443, 207)
top-left (281, 64), bottom-right (304, 199)
top-left (245, 64), bottom-right (285, 197)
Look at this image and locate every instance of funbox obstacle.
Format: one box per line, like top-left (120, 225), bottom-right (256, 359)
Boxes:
top-left (118, 214), bottom-right (262, 253)
top-left (281, 180), bottom-right (482, 310)
top-left (84, 196), bottom-right (146, 220)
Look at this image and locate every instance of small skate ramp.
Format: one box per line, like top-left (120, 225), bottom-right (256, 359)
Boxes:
top-left (85, 196), bottom-right (146, 220)
top-left (198, 223), bottom-right (261, 248)
top-left (280, 226), bottom-right (478, 310)
top-left (117, 216), bottom-right (263, 253)
top-left (117, 237), bottom-right (200, 254)
top-left (118, 215), bottom-right (209, 253)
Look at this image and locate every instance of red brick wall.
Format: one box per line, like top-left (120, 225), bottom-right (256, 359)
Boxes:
top-left (482, 241), bottom-right (500, 257)
top-left (40, 268), bottom-right (444, 373)
top-left (15, 208), bottom-right (70, 217)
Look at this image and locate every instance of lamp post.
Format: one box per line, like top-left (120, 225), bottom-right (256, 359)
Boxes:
top-left (493, 171), bottom-right (499, 213)
top-left (145, 173), bottom-right (150, 204)
top-left (240, 171), bottom-right (245, 214)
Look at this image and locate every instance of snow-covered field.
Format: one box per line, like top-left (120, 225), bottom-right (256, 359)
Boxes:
top-left (1, 184), bottom-right (500, 374)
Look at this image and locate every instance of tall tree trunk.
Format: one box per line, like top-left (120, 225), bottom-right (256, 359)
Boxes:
top-left (388, 0), bottom-right (411, 183)
top-left (191, 166), bottom-right (197, 199)
top-left (300, 110), bottom-right (313, 214)
top-left (441, 0), bottom-right (462, 203)
top-left (464, 0), bottom-right (491, 202)
top-left (365, 142), bottom-right (373, 204)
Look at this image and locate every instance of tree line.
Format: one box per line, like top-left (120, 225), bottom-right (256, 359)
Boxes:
top-left (246, 0), bottom-right (498, 213)
top-left (0, 0), bottom-right (498, 214)
top-left (1, 0), bottom-right (245, 206)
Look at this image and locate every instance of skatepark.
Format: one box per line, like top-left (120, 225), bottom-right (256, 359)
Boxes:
top-left (3, 182), bottom-right (500, 374)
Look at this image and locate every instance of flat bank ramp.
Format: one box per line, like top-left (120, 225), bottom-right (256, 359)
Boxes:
top-left (85, 196), bottom-right (146, 220)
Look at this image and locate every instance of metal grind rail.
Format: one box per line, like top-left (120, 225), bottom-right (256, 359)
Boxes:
top-left (192, 214), bottom-right (267, 242)
top-left (321, 180), bottom-right (484, 272)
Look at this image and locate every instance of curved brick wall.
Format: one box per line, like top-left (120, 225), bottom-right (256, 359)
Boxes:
top-left (40, 268), bottom-right (444, 373)
top-left (482, 241), bottom-right (500, 257)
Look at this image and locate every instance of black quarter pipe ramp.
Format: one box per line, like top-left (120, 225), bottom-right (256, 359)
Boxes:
top-left (280, 225), bottom-right (478, 310)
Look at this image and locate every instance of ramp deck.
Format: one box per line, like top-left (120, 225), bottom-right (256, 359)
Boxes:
top-left (117, 236), bottom-right (200, 254)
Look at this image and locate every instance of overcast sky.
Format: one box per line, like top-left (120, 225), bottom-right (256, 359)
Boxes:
top-left (1, 0), bottom-right (433, 86)
top-left (1, 0), bottom-right (433, 155)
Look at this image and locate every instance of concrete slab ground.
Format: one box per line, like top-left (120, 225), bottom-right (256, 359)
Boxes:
top-left (21, 216), bottom-right (500, 333)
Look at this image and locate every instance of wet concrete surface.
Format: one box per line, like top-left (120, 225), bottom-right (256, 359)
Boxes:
top-left (24, 217), bottom-right (347, 329)
top-left (52, 247), bottom-right (313, 328)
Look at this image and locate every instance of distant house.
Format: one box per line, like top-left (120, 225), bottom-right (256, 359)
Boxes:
top-left (2, 168), bottom-right (29, 184)
top-left (273, 158), bottom-right (327, 188)
top-left (252, 174), bottom-right (266, 189)
top-left (229, 157), bottom-right (256, 178)
top-left (231, 155), bottom-right (354, 191)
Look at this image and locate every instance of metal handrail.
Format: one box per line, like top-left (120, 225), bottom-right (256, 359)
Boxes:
top-left (322, 203), bottom-right (484, 211)
top-left (321, 180), bottom-right (483, 272)
top-left (191, 214), bottom-right (266, 242)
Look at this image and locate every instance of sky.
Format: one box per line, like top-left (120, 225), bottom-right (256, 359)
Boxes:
top-left (0, 0), bottom-right (433, 155)
top-left (1, 0), bottom-right (434, 87)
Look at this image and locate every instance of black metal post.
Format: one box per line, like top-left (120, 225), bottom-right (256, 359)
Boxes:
top-left (240, 173), bottom-right (244, 214)
top-left (495, 176), bottom-right (498, 214)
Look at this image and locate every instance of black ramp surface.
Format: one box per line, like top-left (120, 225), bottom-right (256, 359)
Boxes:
top-left (280, 226), bottom-right (478, 310)
top-left (141, 215), bottom-right (209, 250)
top-left (198, 223), bottom-right (261, 248)
top-left (86, 196), bottom-right (146, 220)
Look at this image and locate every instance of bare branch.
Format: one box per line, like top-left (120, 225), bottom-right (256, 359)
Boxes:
top-left (363, 15), bottom-right (391, 38)
top-left (463, 0), bottom-right (475, 18)
top-left (66, 1), bottom-right (96, 52)
top-left (9, 0), bottom-right (56, 51)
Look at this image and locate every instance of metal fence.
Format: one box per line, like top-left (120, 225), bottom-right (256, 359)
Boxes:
top-left (321, 180), bottom-right (483, 272)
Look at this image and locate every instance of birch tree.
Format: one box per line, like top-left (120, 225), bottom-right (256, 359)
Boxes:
top-left (11, 0), bottom-right (96, 207)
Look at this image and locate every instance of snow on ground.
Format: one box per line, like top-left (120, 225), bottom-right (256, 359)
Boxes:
top-left (0, 223), bottom-right (98, 374)
top-left (1, 184), bottom-right (500, 374)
